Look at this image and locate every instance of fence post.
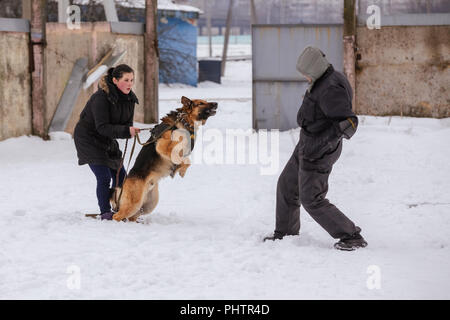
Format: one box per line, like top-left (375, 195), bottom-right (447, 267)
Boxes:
top-left (144, 0), bottom-right (159, 123)
top-left (250, 0), bottom-right (258, 25)
top-left (205, 0), bottom-right (212, 57)
top-left (343, 0), bottom-right (357, 113)
top-left (30, 0), bottom-right (47, 138)
top-left (221, 0), bottom-right (234, 77)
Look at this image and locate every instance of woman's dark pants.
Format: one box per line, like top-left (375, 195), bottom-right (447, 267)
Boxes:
top-left (88, 164), bottom-right (126, 214)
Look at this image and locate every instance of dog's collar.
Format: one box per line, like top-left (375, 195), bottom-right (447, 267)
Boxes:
top-left (174, 113), bottom-right (196, 152)
top-left (176, 113), bottom-right (195, 134)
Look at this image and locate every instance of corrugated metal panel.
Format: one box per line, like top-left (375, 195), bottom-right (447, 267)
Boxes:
top-left (0, 18), bottom-right (29, 33)
top-left (252, 24), bottom-right (343, 130)
top-left (111, 22), bottom-right (144, 35)
top-left (253, 81), bottom-right (309, 131)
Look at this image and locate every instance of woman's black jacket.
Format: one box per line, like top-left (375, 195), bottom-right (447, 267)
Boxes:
top-left (74, 74), bottom-right (139, 170)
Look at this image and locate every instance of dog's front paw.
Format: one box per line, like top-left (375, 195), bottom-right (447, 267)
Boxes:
top-left (112, 213), bottom-right (123, 222)
top-left (178, 168), bottom-right (187, 177)
top-left (170, 164), bottom-right (180, 178)
top-left (178, 163), bottom-right (190, 178)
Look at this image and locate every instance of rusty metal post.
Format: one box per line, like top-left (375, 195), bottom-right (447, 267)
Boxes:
top-left (30, 0), bottom-right (47, 138)
top-left (221, 0), bottom-right (234, 77)
top-left (144, 0), bottom-right (159, 123)
top-left (205, 0), bottom-right (212, 57)
top-left (343, 0), bottom-right (356, 112)
top-left (250, 0), bottom-right (258, 25)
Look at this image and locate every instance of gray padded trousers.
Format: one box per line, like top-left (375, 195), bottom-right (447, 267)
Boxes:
top-left (274, 136), bottom-right (359, 239)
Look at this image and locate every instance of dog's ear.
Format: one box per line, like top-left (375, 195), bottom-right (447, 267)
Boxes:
top-left (181, 96), bottom-right (192, 109)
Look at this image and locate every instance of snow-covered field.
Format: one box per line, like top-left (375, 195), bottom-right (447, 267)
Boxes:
top-left (197, 43), bottom-right (252, 59)
top-left (1, 52), bottom-right (450, 299)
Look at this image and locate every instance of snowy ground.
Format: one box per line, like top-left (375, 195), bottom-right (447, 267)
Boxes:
top-left (1, 52), bottom-right (450, 299)
top-left (197, 43), bottom-right (252, 59)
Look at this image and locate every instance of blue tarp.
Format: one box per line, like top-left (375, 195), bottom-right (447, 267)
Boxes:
top-left (158, 16), bottom-right (197, 86)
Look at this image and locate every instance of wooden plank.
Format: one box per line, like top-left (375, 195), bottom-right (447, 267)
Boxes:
top-left (48, 58), bottom-right (88, 133)
top-left (31, 0), bottom-right (46, 138)
top-left (144, 0), bottom-right (159, 124)
top-left (343, 0), bottom-right (356, 112)
top-left (221, 0), bottom-right (234, 76)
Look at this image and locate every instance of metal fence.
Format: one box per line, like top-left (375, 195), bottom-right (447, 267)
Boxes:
top-left (252, 24), bottom-right (343, 131)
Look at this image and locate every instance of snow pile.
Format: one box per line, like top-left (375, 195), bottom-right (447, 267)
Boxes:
top-left (1, 59), bottom-right (449, 299)
top-left (48, 131), bottom-right (73, 141)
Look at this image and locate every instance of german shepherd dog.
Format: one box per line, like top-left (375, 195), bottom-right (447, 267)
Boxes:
top-left (110, 96), bottom-right (218, 222)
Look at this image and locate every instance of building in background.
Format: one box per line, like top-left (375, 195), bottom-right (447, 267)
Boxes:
top-left (175, 0), bottom-right (450, 36)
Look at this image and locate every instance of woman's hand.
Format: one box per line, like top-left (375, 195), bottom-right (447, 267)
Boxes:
top-left (129, 126), bottom-right (141, 137)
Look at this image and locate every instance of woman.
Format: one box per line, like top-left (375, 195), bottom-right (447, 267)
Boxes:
top-left (74, 64), bottom-right (141, 220)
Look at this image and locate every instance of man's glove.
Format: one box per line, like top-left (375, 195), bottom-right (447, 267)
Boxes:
top-left (337, 117), bottom-right (358, 139)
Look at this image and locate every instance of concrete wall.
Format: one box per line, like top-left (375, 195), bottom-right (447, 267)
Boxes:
top-left (356, 25), bottom-right (450, 118)
top-left (0, 31), bottom-right (31, 141)
top-left (45, 22), bottom-right (145, 135)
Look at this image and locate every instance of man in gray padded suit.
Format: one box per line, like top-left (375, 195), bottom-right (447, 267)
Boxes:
top-left (264, 46), bottom-right (368, 251)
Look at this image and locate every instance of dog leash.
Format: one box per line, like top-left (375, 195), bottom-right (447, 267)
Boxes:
top-left (112, 124), bottom-right (172, 211)
top-left (137, 123), bottom-right (175, 146)
top-left (112, 126), bottom-right (152, 211)
top-left (114, 138), bottom-right (129, 210)
top-left (113, 136), bottom-right (140, 212)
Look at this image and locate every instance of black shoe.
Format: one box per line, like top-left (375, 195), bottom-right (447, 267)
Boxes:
top-left (334, 233), bottom-right (368, 251)
top-left (100, 211), bottom-right (114, 220)
top-left (263, 233), bottom-right (284, 242)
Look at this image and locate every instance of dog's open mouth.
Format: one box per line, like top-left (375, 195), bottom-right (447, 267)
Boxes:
top-left (197, 102), bottom-right (218, 121)
top-left (207, 103), bottom-right (218, 116)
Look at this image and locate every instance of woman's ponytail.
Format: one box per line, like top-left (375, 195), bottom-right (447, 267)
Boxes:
top-left (107, 67), bottom-right (115, 80)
